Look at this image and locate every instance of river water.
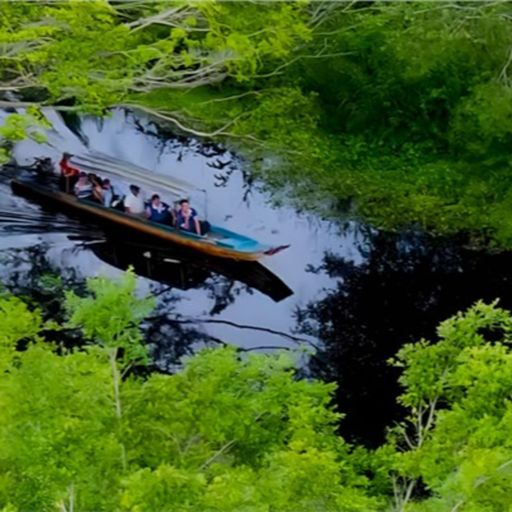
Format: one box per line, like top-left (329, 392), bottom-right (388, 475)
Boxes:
top-left (2, 108), bottom-right (512, 445)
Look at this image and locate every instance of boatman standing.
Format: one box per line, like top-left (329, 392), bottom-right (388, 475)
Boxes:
top-left (59, 152), bottom-right (80, 193)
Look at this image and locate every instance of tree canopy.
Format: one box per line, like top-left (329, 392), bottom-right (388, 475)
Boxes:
top-left (1, 272), bottom-right (512, 510)
top-left (0, 274), bottom-right (379, 511)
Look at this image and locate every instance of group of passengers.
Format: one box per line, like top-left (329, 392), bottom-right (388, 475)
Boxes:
top-left (59, 152), bottom-right (206, 235)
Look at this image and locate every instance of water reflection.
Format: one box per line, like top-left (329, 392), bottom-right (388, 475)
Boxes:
top-left (0, 231), bottom-right (298, 371)
top-left (297, 231), bottom-right (512, 446)
top-left (8, 107), bottom-right (486, 444)
top-left (76, 232), bottom-right (293, 303)
top-left (0, 240), bottom-right (211, 366)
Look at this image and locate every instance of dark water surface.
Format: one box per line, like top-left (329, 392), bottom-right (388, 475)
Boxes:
top-left (3, 109), bottom-right (512, 445)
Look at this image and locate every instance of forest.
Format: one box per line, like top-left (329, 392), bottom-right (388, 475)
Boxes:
top-left (1, 273), bottom-right (512, 511)
top-left (2, 1), bottom-right (512, 511)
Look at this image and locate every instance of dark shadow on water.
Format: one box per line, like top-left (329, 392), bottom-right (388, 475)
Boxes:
top-left (0, 226), bottom-right (293, 371)
top-left (298, 231), bottom-right (512, 447)
top-left (71, 231), bottom-right (293, 304)
top-left (0, 241), bottom-right (221, 369)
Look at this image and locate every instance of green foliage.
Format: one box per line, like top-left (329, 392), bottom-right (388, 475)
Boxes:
top-left (4, 1), bottom-right (512, 245)
top-left (0, 108), bottom-right (50, 163)
top-left (0, 344), bottom-right (120, 511)
top-left (121, 347), bottom-right (379, 512)
top-left (389, 301), bottom-right (512, 511)
top-left (65, 269), bottom-right (155, 365)
top-left (0, 274), bottom-right (379, 511)
top-left (127, 1), bottom-right (512, 247)
top-left (0, 295), bottom-right (42, 366)
top-left (450, 82), bottom-right (512, 163)
top-left (3, 272), bottom-right (512, 511)
top-left (0, 0), bottom-right (312, 111)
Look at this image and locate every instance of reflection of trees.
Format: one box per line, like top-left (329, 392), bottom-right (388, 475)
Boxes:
top-left (114, 110), bottom-right (255, 197)
top-left (0, 239), bottom-right (278, 370)
top-left (0, 243), bottom-right (85, 323)
top-left (203, 274), bottom-right (252, 316)
top-left (298, 232), bottom-right (512, 447)
top-left (145, 285), bottom-right (221, 373)
top-left (0, 243), bottom-right (210, 366)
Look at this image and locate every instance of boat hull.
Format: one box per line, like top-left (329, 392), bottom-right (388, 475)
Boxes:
top-left (10, 179), bottom-right (269, 261)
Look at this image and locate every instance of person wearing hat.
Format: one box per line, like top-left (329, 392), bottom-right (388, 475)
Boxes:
top-left (124, 184), bottom-right (145, 216)
top-left (59, 152), bottom-right (80, 193)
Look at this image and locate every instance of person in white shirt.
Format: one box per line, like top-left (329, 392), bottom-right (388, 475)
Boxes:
top-left (124, 184), bottom-right (145, 216)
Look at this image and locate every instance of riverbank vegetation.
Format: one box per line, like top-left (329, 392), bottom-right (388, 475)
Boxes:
top-left (0, 273), bottom-right (511, 511)
top-left (2, 1), bottom-right (512, 245)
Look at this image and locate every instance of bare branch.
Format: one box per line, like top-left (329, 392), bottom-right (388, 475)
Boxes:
top-left (255, 48), bottom-right (354, 79)
top-left (310, 1), bottom-right (350, 29)
top-left (124, 4), bottom-right (209, 34)
top-left (499, 46), bottom-right (512, 86)
top-left (197, 90), bottom-right (261, 105)
top-left (199, 440), bottom-right (236, 470)
top-left (451, 458), bottom-right (512, 512)
top-left (125, 5), bottom-right (188, 31)
top-left (168, 317), bottom-right (317, 348)
top-left (120, 102), bottom-right (242, 139)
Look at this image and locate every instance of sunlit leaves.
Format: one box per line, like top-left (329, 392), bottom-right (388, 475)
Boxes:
top-left (390, 301), bottom-right (512, 510)
top-left (3, 274), bottom-right (512, 510)
top-left (65, 269), bottom-right (155, 365)
top-left (0, 275), bottom-right (377, 511)
top-left (0, 295), bottom-right (42, 366)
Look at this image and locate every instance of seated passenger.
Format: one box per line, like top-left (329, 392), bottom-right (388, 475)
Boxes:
top-left (176, 199), bottom-right (202, 235)
top-left (74, 172), bottom-right (93, 200)
top-left (146, 194), bottom-right (172, 224)
top-left (59, 152), bottom-right (80, 193)
top-left (89, 174), bottom-right (104, 203)
top-left (124, 184), bottom-right (145, 216)
top-left (101, 179), bottom-right (116, 207)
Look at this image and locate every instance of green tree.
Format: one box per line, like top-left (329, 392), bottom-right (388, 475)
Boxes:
top-left (389, 301), bottom-right (512, 511)
top-left (0, 273), bottom-right (379, 511)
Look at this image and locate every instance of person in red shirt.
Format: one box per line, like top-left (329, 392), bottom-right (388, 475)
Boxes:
top-left (59, 152), bottom-right (80, 193)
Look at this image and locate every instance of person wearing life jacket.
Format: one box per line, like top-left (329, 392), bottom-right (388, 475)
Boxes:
top-left (59, 152), bottom-right (80, 193)
top-left (176, 198), bottom-right (203, 235)
top-left (145, 194), bottom-right (172, 224)
top-left (88, 173), bottom-right (104, 203)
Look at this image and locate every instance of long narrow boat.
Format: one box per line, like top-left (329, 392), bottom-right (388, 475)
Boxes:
top-left (10, 178), bottom-right (288, 261)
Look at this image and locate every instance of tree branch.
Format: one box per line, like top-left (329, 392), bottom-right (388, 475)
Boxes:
top-left (120, 102), bottom-right (243, 139)
top-left (199, 440), bottom-right (236, 470)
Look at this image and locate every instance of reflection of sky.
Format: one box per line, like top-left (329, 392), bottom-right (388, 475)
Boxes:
top-left (1, 109), bottom-right (367, 350)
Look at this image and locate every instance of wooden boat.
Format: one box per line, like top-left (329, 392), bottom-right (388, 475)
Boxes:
top-left (10, 178), bottom-right (289, 261)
